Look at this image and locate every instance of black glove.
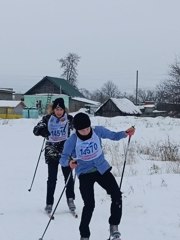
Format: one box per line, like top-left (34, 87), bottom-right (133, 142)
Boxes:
top-left (39, 128), bottom-right (50, 138)
top-left (33, 122), bottom-right (50, 138)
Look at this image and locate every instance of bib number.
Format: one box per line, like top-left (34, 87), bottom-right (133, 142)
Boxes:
top-left (80, 142), bottom-right (98, 156)
top-left (51, 127), bottom-right (66, 137)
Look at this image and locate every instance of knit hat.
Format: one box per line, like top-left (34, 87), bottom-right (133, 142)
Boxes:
top-left (52, 98), bottom-right (65, 110)
top-left (73, 112), bottom-right (91, 130)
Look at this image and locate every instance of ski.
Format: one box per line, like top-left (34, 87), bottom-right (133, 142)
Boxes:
top-left (45, 210), bottom-right (77, 219)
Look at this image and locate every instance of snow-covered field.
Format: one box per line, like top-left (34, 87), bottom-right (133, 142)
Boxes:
top-left (0, 116), bottom-right (180, 240)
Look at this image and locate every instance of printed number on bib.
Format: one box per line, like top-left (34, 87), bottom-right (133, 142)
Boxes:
top-left (80, 142), bottom-right (98, 156)
top-left (51, 128), bottom-right (66, 137)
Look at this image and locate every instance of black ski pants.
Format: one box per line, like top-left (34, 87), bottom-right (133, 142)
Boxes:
top-left (79, 170), bottom-right (122, 238)
top-left (46, 161), bottom-right (75, 205)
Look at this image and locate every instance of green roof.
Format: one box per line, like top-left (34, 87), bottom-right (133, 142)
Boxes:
top-left (48, 76), bottom-right (83, 97)
top-left (24, 76), bottom-right (84, 97)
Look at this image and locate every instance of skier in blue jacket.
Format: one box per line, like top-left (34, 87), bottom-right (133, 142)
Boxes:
top-left (60, 112), bottom-right (135, 240)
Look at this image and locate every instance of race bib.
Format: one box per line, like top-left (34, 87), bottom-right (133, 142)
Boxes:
top-left (76, 131), bottom-right (102, 161)
top-left (48, 114), bottom-right (68, 142)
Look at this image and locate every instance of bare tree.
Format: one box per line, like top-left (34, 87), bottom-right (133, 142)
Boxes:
top-left (79, 88), bottom-right (91, 99)
top-left (121, 88), bottom-right (158, 105)
top-left (168, 59), bottom-right (180, 103)
top-left (121, 92), bottom-right (136, 104)
top-left (157, 58), bottom-right (180, 103)
top-left (58, 53), bottom-right (80, 87)
top-left (138, 88), bottom-right (158, 103)
top-left (156, 82), bottom-right (170, 103)
top-left (88, 81), bottom-right (121, 103)
top-left (90, 89), bottom-right (107, 103)
top-left (101, 81), bottom-right (121, 98)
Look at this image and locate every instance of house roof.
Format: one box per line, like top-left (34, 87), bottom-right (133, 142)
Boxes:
top-left (0, 88), bottom-right (14, 93)
top-left (111, 98), bottom-right (142, 114)
top-left (96, 98), bottom-right (142, 115)
top-left (139, 104), bottom-right (155, 109)
top-left (0, 100), bottom-right (24, 107)
top-left (71, 97), bottom-right (100, 106)
top-left (24, 76), bottom-right (84, 97)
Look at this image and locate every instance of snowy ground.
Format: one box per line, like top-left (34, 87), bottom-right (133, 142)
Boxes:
top-left (0, 116), bottom-right (180, 240)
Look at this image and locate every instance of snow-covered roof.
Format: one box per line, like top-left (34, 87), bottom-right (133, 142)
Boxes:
top-left (0, 100), bottom-right (23, 107)
top-left (138, 104), bottom-right (155, 109)
top-left (71, 97), bottom-right (100, 106)
top-left (153, 110), bottom-right (166, 113)
top-left (0, 88), bottom-right (14, 93)
top-left (144, 104), bottom-right (155, 108)
top-left (111, 98), bottom-right (142, 114)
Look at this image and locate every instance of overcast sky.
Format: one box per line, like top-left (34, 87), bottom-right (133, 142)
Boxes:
top-left (0, 0), bottom-right (180, 94)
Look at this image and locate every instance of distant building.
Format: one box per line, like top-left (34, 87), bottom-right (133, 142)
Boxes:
top-left (0, 100), bottom-right (26, 119)
top-left (13, 93), bottom-right (24, 101)
top-left (0, 88), bottom-right (14, 100)
top-left (69, 97), bottom-right (100, 113)
top-left (139, 101), bottom-right (156, 115)
top-left (138, 101), bottom-right (166, 117)
top-left (24, 76), bottom-right (84, 97)
top-left (24, 76), bottom-right (84, 113)
top-left (157, 103), bottom-right (180, 118)
top-left (95, 98), bottom-right (142, 117)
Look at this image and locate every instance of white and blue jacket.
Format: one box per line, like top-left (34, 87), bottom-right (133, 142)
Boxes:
top-left (59, 126), bottom-right (127, 177)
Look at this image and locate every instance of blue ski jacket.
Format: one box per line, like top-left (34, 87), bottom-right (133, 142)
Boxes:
top-left (59, 126), bottom-right (127, 177)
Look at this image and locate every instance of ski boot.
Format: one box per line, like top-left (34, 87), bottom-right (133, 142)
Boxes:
top-left (44, 204), bottom-right (53, 214)
top-left (109, 225), bottom-right (121, 240)
top-left (67, 198), bottom-right (76, 211)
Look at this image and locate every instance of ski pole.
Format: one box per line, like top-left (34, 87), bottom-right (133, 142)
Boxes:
top-left (119, 135), bottom-right (132, 190)
top-left (28, 138), bottom-right (45, 192)
top-left (38, 171), bottom-right (72, 240)
top-left (73, 173), bottom-right (77, 185)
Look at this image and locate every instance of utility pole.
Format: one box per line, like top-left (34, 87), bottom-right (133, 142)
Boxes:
top-left (135, 70), bottom-right (138, 105)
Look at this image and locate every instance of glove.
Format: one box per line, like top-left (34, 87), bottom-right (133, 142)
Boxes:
top-left (69, 159), bottom-right (77, 169)
top-left (33, 122), bottom-right (46, 136)
top-left (33, 122), bottom-right (50, 138)
top-left (125, 126), bottom-right (135, 137)
top-left (39, 128), bottom-right (50, 138)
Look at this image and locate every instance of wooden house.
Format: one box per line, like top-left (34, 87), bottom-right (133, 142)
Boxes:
top-left (0, 100), bottom-right (26, 119)
top-left (24, 76), bottom-right (84, 113)
top-left (24, 76), bottom-right (84, 97)
top-left (0, 88), bottom-right (14, 100)
top-left (156, 103), bottom-right (180, 118)
top-left (95, 98), bottom-right (142, 117)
